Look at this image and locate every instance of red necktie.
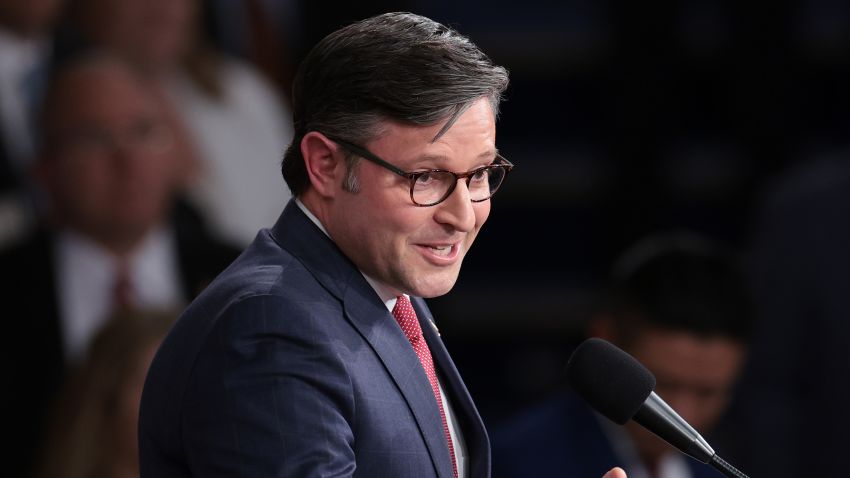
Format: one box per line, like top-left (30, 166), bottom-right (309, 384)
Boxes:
top-left (112, 261), bottom-right (134, 312)
top-left (392, 295), bottom-right (458, 478)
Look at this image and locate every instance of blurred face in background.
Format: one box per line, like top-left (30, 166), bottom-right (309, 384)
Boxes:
top-left (623, 327), bottom-right (746, 466)
top-left (38, 58), bottom-right (179, 253)
top-left (77, 0), bottom-right (198, 72)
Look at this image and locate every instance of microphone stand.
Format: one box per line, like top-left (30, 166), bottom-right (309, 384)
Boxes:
top-left (709, 455), bottom-right (750, 478)
top-left (633, 392), bottom-right (750, 478)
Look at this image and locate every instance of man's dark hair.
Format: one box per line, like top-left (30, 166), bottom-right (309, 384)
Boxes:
top-left (603, 231), bottom-right (754, 344)
top-left (281, 12), bottom-right (510, 196)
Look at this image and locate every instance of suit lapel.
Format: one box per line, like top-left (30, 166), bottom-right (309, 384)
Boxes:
top-left (414, 297), bottom-right (491, 478)
top-left (343, 288), bottom-right (454, 478)
top-left (270, 201), bottom-right (455, 477)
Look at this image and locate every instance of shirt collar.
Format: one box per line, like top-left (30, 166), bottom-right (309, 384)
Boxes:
top-left (294, 197), bottom-right (402, 312)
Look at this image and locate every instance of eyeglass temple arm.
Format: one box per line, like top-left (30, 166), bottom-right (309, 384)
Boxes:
top-left (495, 154), bottom-right (514, 169)
top-left (326, 136), bottom-right (411, 178)
top-left (329, 134), bottom-right (513, 176)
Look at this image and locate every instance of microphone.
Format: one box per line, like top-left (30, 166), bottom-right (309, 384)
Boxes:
top-left (565, 337), bottom-right (749, 478)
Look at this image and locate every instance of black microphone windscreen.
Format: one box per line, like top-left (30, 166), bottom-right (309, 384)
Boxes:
top-left (565, 337), bottom-right (656, 425)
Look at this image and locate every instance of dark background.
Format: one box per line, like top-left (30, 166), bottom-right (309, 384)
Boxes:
top-left (241, 0), bottom-right (850, 424)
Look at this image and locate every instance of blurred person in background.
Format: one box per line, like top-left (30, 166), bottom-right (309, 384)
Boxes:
top-left (493, 231), bottom-right (753, 478)
top-left (36, 308), bottom-right (177, 478)
top-left (67, 0), bottom-right (294, 246)
top-left (0, 0), bottom-right (64, 244)
top-left (724, 156), bottom-right (850, 477)
top-left (0, 52), bottom-right (239, 477)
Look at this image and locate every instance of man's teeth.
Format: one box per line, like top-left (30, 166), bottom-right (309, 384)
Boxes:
top-left (429, 245), bottom-right (451, 256)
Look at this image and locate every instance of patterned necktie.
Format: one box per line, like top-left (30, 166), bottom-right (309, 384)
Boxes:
top-left (392, 295), bottom-right (458, 478)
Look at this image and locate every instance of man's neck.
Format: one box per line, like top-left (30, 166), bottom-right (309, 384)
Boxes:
top-left (297, 191), bottom-right (330, 230)
top-left (295, 196), bottom-right (402, 302)
top-left (65, 224), bottom-right (154, 258)
top-left (295, 195), bottom-right (330, 235)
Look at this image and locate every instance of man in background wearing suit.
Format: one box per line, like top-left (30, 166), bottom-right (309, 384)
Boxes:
top-left (140, 12), bottom-right (627, 478)
top-left (493, 232), bottom-right (752, 478)
top-left (0, 52), bottom-right (239, 477)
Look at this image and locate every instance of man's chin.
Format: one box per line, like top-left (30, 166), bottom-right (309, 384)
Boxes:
top-left (408, 273), bottom-right (460, 299)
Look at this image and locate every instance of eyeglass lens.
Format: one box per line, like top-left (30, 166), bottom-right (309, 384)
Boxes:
top-left (412, 165), bottom-right (506, 205)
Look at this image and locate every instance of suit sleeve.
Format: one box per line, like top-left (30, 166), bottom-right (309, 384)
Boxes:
top-left (181, 294), bottom-right (357, 477)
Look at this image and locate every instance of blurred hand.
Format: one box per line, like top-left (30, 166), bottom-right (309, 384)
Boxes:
top-left (602, 467), bottom-right (627, 478)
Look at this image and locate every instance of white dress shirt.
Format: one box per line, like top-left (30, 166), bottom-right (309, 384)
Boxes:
top-left (296, 199), bottom-right (468, 477)
top-left (54, 227), bottom-right (184, 363)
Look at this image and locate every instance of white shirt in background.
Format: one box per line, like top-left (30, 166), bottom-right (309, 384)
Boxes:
top-left (55, 227), bottom-right (184, 363)
top-left (167, 59), bottom-right (294, 246)
top-left (0, 27), bottom-right (46, 170)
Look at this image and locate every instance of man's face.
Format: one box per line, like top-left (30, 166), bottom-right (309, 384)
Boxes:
top-left (326, 98), bottom-right (497, 298)
top-left (39, 62), bottom-right (178, 248)
top-left (624, 328), bottom-right (746, 462)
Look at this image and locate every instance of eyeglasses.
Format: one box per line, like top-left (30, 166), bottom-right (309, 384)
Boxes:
top-left (54, 118), bottom-right (174, 158)
top-left (329, 137), bottom-right (513, 207)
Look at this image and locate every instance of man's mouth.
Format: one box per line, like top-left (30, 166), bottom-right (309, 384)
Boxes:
top-left (429, 245), bottom-right (453, 257)
top-left (416, 241), bottom-right (462, 263)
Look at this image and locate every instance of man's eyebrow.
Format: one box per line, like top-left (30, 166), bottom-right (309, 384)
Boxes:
top-left (472, 149), bottom-right (501, 164)
top-left (410, 149), bottom-right (499, 167)
top-left (480, 148), bottom-right (499, 159)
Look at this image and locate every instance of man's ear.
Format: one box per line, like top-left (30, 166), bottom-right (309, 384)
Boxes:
top-left (301, 131), bottom-right (344, 198)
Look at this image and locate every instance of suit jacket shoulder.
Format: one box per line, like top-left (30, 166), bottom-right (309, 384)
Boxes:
top-left (140, 200), bottom-right (487, 478)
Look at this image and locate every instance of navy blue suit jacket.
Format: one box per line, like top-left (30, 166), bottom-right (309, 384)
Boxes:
top-left (139, 200), bottom-right (490, 477)
top-left (492, 390), bottom-right (722, 478)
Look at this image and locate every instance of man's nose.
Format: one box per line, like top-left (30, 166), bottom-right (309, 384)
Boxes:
top-left (434, 180), bottom-right (477, 232)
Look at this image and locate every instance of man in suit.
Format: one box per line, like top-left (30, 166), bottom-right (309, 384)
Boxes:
top-left (493, 232), bottom-right (753, 478)
top-left (138, 11), bottom-right (507, 478)
top-left (139, 12), bottom-right (627, 478)
top-left (0, 52), bottom-right (239, 477)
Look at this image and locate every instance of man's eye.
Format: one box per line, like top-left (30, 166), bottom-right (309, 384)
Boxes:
top-left (415, 172), bottom-right (436, 185)
top-left (470, 169), bottom-right (488, 182)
